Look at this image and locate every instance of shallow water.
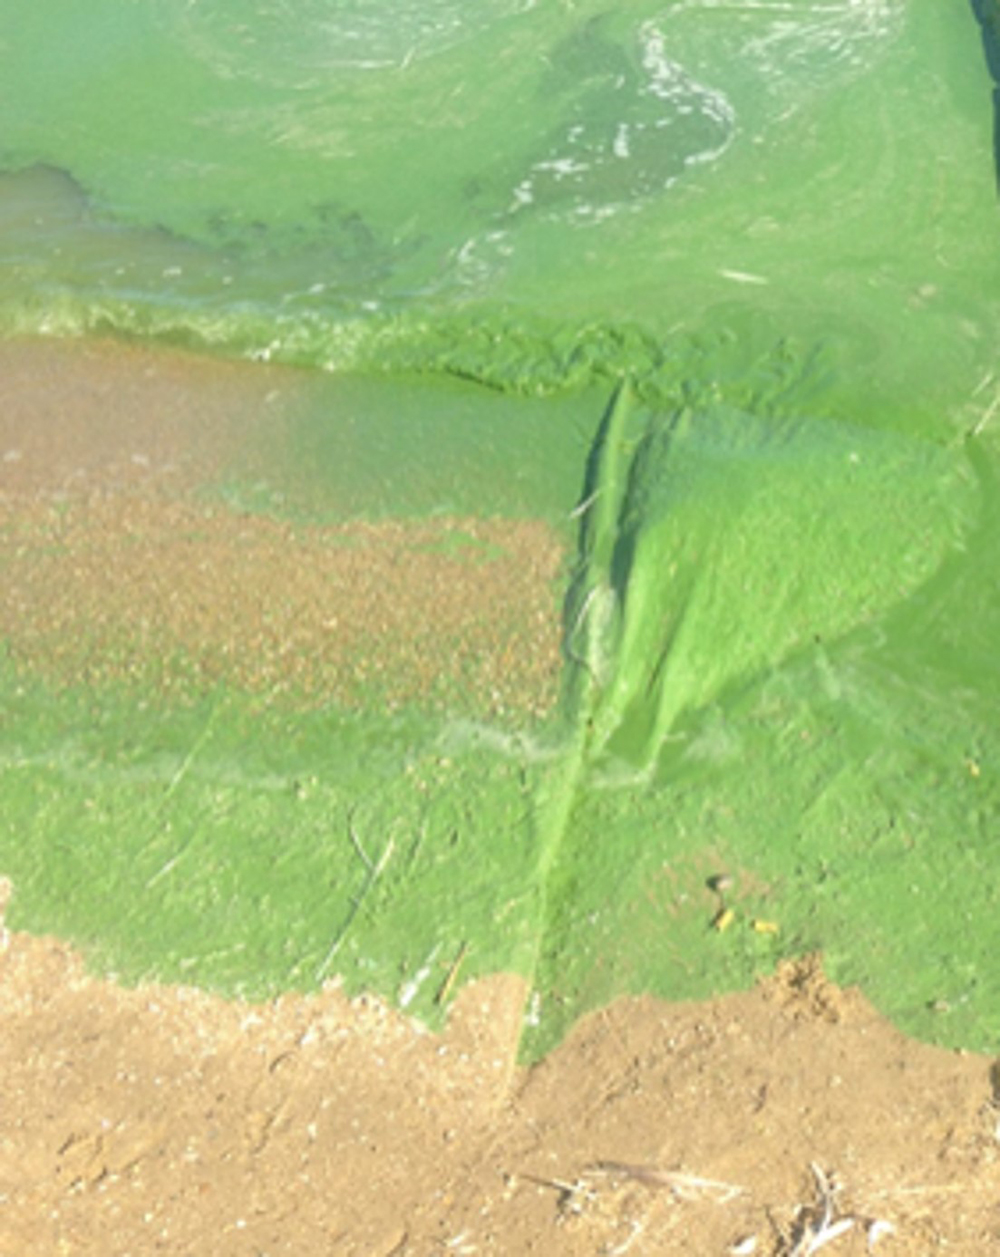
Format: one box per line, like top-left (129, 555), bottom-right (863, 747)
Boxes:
top-left (2, 0), bottom-right (973, 393)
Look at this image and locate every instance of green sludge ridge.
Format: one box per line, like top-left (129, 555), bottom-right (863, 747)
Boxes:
top-left (2, 0), bottom-right (1000, 1058)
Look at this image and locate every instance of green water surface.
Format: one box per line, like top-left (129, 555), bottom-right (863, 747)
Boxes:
top-left (2, 0), bottom-right (1000, 1058)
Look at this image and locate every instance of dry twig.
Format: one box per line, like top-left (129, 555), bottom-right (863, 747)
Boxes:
top-left (586, 1161), bottom-right (746, 1204)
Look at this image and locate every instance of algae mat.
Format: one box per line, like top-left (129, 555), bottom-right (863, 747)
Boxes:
top-left (1, 0), bottom-right (1000, 1058)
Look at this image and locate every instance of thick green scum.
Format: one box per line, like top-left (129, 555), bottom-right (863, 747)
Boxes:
top-left (2, 1), bottom-right (1000, 1057)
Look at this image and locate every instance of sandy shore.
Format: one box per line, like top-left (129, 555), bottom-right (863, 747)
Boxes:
top-left (1, 923), bottom-right (999, 1255)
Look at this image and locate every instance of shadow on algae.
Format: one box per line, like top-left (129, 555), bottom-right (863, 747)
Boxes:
top-left (971, 0), bottom-right (1000, 186)
top-left (3, 371), bottom-right (1000, 1062)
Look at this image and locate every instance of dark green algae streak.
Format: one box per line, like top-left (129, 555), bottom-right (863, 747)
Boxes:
top-left (2, 0), bottom-right (1000, 1058)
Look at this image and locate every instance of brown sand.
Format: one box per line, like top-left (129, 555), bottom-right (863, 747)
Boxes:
top-left (2, 338), bottom-right (999, 1254)
top-left (2, 925), bottom-right (999, 1256)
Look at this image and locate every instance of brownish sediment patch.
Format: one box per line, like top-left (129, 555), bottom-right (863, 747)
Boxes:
top-left (1, 922), bottom-right (998, 1256)
top-left (0, 336), bottom-right (290, 498)
top-left (0, 495), bottom-right (563, 714)
top-left (0, 337), bottom-right (566, 716)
